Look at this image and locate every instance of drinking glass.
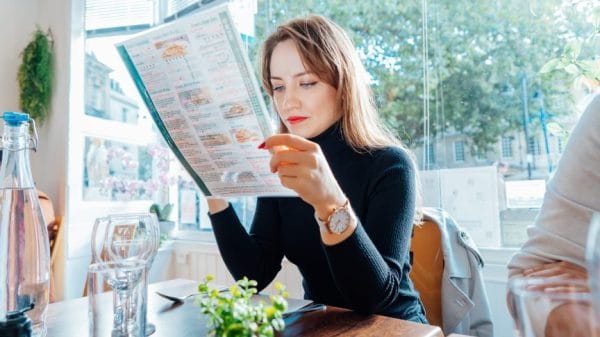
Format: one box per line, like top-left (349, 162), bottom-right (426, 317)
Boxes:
top-left (586, 213), bottom-right (600, 316)
top-left (88, 260), bottom-right (146, 337)
top-left (509, 277), bottom-right (599, 337)
top-left (91, 213), bottom-right (160, 335)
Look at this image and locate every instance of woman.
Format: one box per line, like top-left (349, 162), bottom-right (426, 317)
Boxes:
top-left (208, 14), bottom-right (426, 322)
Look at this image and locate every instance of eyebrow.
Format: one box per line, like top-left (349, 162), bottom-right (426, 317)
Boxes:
top-left (270, 71), bottom-right (314, 80)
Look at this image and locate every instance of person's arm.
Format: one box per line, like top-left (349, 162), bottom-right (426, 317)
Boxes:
top-left (209, 197), bottom-right (284, 291)
top-left (207, 198), bottom-right (229, 214)
top-left (264, 134), bottom-right (416, 312)
top-left (324, 149), bottom-right (416, 313)
top-left (545, 302), bottom-right (600, 337)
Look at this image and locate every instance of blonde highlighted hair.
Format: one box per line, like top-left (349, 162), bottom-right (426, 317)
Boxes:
top-left (260, 14), bottom-right (422, 222)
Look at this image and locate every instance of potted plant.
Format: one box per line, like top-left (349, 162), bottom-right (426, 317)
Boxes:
top-left (149, 203), bottom-right (175, 237)
top-left (197, 275), bottom-right (288, 337)
top-left (17, 27), bottom-right (54, 125)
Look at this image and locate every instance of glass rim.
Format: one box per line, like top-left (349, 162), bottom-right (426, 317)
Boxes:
top-left (88, 259), bottom-right (147, 272)
top-left (98, 212), bottom-right (157, 221)
top-left (509, 276), bottom-right (591, 300)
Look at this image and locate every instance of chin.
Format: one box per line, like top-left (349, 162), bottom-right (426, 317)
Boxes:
top-left (289, 128), bottom-right (318, 139)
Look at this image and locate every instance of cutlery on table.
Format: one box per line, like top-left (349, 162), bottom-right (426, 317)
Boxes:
top-left (155, 287), bottom-right (228, 304)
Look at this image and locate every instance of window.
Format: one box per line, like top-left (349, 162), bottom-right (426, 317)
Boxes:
top-left (557, 137), bottom-right (564, 154)
top-left (78, 0), bottom-right (595, 250)
top-left (82, 0), bottom-right (259, 240)
top-left (502, 136), bottom-right (513, 158)
top-left (426, 142), bottom-right (436, 167)
top-left (453, 141), bottom-right (465, 162)
top-left (528, 136), bottom-right (541, 156)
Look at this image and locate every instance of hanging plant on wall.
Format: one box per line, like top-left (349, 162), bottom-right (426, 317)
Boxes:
top-left (17, 27), bottom-right (54, 125)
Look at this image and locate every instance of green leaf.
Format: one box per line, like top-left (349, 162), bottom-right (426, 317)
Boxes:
top-left (564, 64), bottom-right (580, 75)
top-left (197, 277), bottom-right (288, 337)
top-left (564, 40), bottom-right (582, 60)
top-left (17, 27), bottom-right (53, 125)
top-left (539, 58), bottom-right (562, 73)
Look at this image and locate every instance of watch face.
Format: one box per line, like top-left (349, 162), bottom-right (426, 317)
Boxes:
top-left (329, 208), bottom-right (351, 234)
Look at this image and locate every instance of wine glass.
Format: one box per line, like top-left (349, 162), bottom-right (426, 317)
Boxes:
top-left (91, 213), bottom-right (160, 336)
top-left (88, 260), bottom-right (146, 337)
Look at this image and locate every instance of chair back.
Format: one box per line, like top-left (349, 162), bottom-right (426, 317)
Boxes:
top-left (409, 218), bottom-right (444, 327)
top-left (38, 190), bottom-right (60, 302)
top-left (39, 191), bottom-right (59, 255)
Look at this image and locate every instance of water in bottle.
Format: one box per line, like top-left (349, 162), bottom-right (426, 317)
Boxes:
top-left (0, 112), bottom-right (50, 337)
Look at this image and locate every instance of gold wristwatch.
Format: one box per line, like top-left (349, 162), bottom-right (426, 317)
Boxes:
top-left (314, 200), bottom-right (352, 234)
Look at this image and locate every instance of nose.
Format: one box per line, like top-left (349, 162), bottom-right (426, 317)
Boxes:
top-left (281, 86), bottom-right (301, 111)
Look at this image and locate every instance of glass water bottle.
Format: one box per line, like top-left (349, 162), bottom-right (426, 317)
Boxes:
top-left (0, 112), bottom-right (50, 337)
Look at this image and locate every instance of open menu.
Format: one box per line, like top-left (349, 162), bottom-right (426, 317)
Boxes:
top-left (116, 3), bottom-right (295, 198)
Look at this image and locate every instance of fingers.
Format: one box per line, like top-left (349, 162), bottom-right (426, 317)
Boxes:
top-left (269, 148), bottom-right (317, 173)
top-left (527, 282), bottom-right (591, 293)
top-left (263, 133), bottom-right (319, 152)
top-left (523, 261), bottom-right (588, 280)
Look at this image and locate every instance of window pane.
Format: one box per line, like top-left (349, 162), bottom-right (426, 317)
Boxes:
top-left (254, 0), bottom-right (596, 248)
top-left (81, 0), bottom-right (596, 246)
top-left (85, 0), bottom-right (154, 31)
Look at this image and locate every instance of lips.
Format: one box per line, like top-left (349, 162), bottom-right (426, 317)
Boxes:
top-left (286, 116), bottom-right (308, 125)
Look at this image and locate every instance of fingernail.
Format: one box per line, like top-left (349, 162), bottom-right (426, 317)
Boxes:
top-left (258, 141), bottom-right (266, 149)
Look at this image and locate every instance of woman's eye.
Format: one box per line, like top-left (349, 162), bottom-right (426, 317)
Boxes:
top-left (272, 85), bottom-right (284, 92)
top-left (300, 81), bottom-right (317, 88)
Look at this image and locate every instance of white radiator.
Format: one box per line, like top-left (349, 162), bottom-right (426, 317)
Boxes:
top-left (172, 241), bottom-right (304, 298)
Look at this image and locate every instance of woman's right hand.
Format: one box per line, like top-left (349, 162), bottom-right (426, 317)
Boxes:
top-left (523, 261), bottom-right (588, 281)
top-left (207, 198), bottom-right (229, 214)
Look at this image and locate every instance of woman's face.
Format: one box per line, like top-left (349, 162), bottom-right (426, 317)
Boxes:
top-left (269, 40), bottom-right (340, 139)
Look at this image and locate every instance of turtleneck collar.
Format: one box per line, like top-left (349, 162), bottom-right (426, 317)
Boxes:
top-left (307, 120), bottom-right (349, 157)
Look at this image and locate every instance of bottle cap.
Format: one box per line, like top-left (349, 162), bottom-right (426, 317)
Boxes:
top-left (0, 304), bottom-right (34, 337)
top-left (2, 112), bottom-right (30, 126)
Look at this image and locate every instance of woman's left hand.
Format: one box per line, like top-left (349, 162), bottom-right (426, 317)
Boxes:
top-left (263, 133), bottom-right (346, 219)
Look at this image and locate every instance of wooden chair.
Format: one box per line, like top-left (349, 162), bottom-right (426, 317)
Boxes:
top-left (409, 217), bottom-right (444, 328)
top-left (38, 191), bottom-right (60, 302)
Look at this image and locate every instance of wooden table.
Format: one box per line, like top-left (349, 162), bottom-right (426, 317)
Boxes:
top-left (47, 279), bottom-right (443, 337)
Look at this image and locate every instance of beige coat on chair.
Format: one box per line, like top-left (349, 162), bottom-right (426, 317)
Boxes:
top-left (424, 207), bottom-right (494, 337)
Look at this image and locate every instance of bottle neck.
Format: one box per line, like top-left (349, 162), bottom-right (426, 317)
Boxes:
top-left (0, 124), bottom-right (35, 189)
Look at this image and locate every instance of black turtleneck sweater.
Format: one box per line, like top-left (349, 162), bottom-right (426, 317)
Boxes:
top-left (209, 123), bottom-right (427, 323)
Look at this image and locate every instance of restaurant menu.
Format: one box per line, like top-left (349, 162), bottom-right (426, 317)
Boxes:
top-left (116, 3), bottom-right (295, 198)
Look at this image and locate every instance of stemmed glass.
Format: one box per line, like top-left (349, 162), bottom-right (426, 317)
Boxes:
top-left (91, 213), bottom-right (160, 336)
top-left (88, 260), bottom-right (146, 337)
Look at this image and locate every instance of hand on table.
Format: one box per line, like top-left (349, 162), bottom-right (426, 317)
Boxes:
top-left (523, 261), bottom-right (589, 292)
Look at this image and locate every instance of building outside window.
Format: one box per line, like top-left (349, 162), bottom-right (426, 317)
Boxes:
top-left (557, 137), bottom-right (564, 154)
top-left (453, 140), bottom-right (465, 162)
top-left (528, 136), bottom-right (541, 156)
top-left (426, 142), bottom-right (436, 167)
top-left (501, 136), bottom-right (513, 158)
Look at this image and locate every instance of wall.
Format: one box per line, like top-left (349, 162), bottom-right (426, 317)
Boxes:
top-left (0, 0), bottom-right (70, 297)
top-left (0, 0), bottom-right (39, 112)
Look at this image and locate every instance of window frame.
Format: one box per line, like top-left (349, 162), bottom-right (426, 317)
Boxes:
top-left (453, 140), bottom-right (466, 162)
top-left (501, 136), bottom-right (513, 159)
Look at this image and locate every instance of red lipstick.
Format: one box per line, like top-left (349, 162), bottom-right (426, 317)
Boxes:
top-left (287, 116), bottom-right (308, 125)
